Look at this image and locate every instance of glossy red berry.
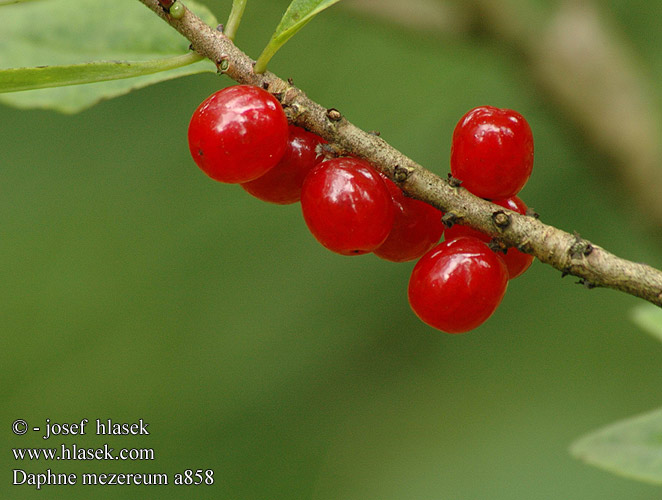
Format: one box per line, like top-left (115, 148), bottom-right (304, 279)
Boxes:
top-left (443, 196), bottom-right (534, 279)
top-left (241, 125), bottom-right (327, 204)
top-left (300, 157), bottom-right (395, 255)
top-left (450, 106), bottom-right (533, 199)
top-left (408, 237), bottom-right (508, 333)
top-left (188, 85), bottom-right (289, 184)
top-left (374, 174), bottom-right (444, 262)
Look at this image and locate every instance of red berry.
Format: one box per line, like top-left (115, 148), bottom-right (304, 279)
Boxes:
top-left (374, 174), bottom-right (444, 262)
top-left (444, 196), bottom-right (534, 279)
top-left (300, 157), bottom-right (395, 255)
top-left (241, 125), bottom-right (327, 204)
top-left (188, 85), bottom-right (289, 184)
top-left (408, 237), bottom-right (508, 333)
top-left (450, 106), bottom-right (533, 199)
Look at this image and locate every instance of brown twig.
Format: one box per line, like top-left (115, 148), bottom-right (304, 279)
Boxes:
top-left (137, 0), bottom-right (662, 307)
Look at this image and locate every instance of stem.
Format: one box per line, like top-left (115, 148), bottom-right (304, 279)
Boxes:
top-left (137, 0), bottom-right (662, 308)
top-left (253, 40), bottom-right (278, 75)
top-left (224, 0), bottom-right (247, 41)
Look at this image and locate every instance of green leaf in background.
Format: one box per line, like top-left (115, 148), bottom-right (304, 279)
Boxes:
top-left (0, 53), bottom-right (204, 93)
top-left (570, 407), bottom-right (662, 484)
top-left (254, 0), bottom-right (343, 73)
top-left (0, 0), bottom-right (218, 113)
top-left (632, 304), bottom-right (662, 342)
top-left (0, 0), bottom-right (42, 5)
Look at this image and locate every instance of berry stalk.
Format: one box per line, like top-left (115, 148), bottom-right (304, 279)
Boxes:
top-left (137, 0), bottom-right (662, 308)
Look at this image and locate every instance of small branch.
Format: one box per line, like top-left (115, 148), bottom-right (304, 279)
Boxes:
top-left (137, 0), bottom-right (662, 308)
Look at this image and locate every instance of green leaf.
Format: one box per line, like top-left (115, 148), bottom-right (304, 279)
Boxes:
top-left (0, 53), bottom-right (204, 93)
top-left (570, 407), bottom-right (662, 484)
top-left (632, 304), bottom-right (662, 342)
top-left (0, 0), bottom-right (41, 5)
top-left (0, 0), bottom-right (218, 113)
top-left (254, 0), bottom-right (342, 73)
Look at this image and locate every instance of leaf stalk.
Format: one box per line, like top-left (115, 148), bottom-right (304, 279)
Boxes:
top-left (224, 0), bottom-right (247, 41)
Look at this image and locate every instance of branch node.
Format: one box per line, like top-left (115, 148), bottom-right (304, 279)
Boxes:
top-left (442, 212), bottom-right (462, 229)
top-left (167, 1), bottom-right (185, 19)
top-left (576, 278), bottom-right (598, 289)
top-left (326, 108), bottom-right (342, 122)
top-left (158, 0), bottom-right (175, 13)
top-left (517, 239), bottom-right (533, 254)
top-left (488, 238), bottom-right (508, 254)
top-left (394, 165), bottom-right (414, 183)
top-left (284, 101), bottom-right (308, 124)
top-left (215, 55), bottom-right (230, 73)
top-left (526, 207), bottom-right (540, 219)
top-left (447, 174), bottom-right (462, 188)
top-left (569, 232), bottom-right (594, 258)
top-left (320, 142), bottom-right (344, 158)
top-left (492, 210), bottom-right (511, 230)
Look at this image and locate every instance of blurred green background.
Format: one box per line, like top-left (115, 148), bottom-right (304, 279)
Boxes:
top-left (2, 0), bottom-right (662, 498)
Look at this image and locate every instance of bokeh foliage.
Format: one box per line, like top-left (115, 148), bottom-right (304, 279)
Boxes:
top-left (2, 0), bottom-right (662, 498)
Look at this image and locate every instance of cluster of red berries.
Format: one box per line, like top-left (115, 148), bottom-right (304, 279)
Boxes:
top-left (411, 106), bottom-right (535, 333)
top-left (187, 85), bottom-right (534, 334)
